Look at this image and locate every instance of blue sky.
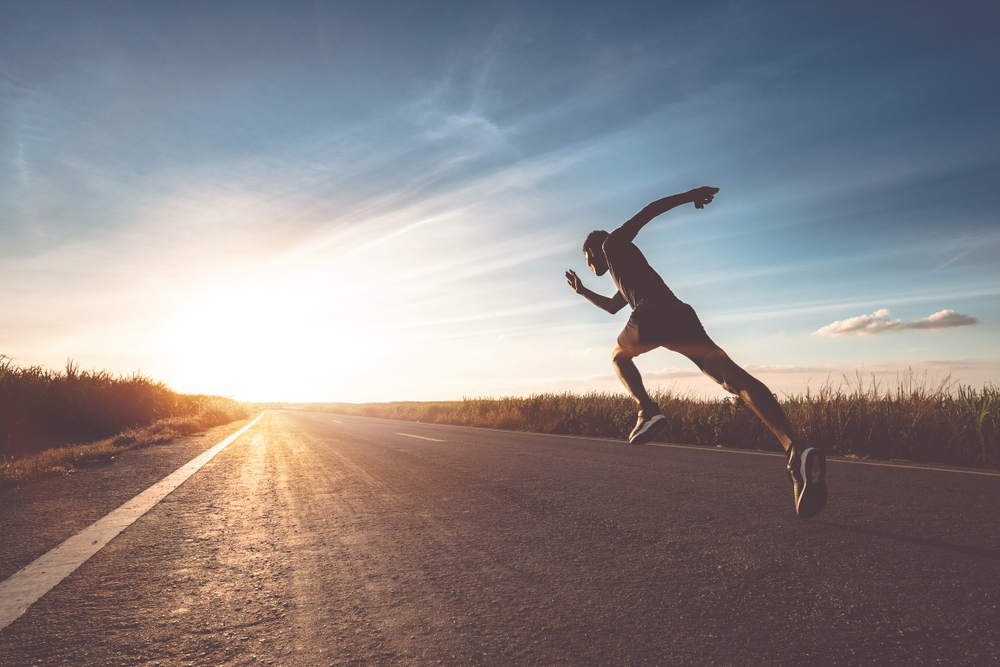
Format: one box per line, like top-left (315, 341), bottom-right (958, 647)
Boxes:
top-left (2, 1), bottom-right (998, 402)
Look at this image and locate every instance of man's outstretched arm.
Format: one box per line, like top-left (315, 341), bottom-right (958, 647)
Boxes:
top-left (565, 270), bottom-right (627, 314)
top-left (613, 186), bottom-right (719, 243)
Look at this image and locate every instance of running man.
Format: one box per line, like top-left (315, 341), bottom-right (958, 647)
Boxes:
top-left (565, 187), bottom-right (827, 518)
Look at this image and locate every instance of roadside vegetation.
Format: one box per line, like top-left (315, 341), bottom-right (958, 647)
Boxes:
top-left (0, 355), bottom-right (252, 488)
top-left (315, 374), bottom-right (999, 469)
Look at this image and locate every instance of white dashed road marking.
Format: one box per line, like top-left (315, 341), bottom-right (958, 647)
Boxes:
top-left (397, 433), bottom-right (445, 442)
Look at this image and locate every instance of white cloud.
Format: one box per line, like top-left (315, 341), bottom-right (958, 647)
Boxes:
top-left (902, 309), bottom-right (979, 330)
top-left (812, 308), bottom-right (902, 336)
top-left (813, 308), bottom-right (980, 337)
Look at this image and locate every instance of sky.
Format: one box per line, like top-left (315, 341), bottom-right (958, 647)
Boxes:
top-left (2, 1), bottom-right (998, 403)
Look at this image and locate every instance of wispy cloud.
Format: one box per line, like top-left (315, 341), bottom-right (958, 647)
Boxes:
top-left (4, 2), bottom-right (998, 401)
top-left (813, 309), bottom-right (979, 337)
top-left (742, 364), bottom-right (834, 374)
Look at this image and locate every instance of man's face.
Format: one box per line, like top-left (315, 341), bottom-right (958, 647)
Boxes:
top-left (585, 248), bottom-right (608, 276)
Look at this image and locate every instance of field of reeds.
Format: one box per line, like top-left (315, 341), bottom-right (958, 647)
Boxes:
top-left (314, 374), bottom-right (999, 469)
top-left (0, 355), bottom-right (252, 487)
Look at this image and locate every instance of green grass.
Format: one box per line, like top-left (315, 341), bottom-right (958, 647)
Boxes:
top-left (313, 373), bottom-right (999, 469)
top-left (0, 355), bottom-right (252, 487)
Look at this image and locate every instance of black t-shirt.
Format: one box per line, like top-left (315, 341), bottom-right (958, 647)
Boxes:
top-left (602, 219), bottom-right (681, 311)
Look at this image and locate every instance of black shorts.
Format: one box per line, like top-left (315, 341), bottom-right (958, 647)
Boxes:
top-left (616, 302), bottom-right (721, 366)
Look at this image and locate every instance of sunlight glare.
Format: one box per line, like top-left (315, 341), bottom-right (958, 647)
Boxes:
top-left (158, 276), bottom-right (360, 400)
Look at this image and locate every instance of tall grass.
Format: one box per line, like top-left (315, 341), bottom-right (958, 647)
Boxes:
top-left (0, 355), bottom-right (251, 485)
top-left (319, 374), bottom-right (999, 469)
top-left (789, 374), bottom-right (999, 468)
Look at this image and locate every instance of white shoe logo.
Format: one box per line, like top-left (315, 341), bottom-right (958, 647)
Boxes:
top-left (805, 450), bottom-right (822, 484)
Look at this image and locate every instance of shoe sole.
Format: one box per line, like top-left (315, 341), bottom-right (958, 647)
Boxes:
top-left (795, 448), bottom-right (828, 518)
top-left (629, 414), bottom-right (667, 445)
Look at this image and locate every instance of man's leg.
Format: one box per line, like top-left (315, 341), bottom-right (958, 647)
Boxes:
top-left (696, 350), bottom-right (795, 451)
top-left (612, 342), bottom-right (657, 408)
top-left (663, 301), bottom-right (827, 518)
top-left (613, 320), bottom-right (668, 444)
top-left (695, 349), bottom-right (827, 518)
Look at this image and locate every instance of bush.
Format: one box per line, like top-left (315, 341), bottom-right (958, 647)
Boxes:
top-left (0, 356), bottom-right (250, 460)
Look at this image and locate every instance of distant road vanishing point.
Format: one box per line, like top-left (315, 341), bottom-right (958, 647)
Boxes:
top-left (1, 410), bottom-right (998, 665)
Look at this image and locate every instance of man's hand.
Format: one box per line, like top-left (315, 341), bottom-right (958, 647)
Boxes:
top-left (566, 269), bottom-right (628, 313)
top-left (565, 269), bottom-right (584, 294)
top-left (689, 186), bottom-right (720, 209)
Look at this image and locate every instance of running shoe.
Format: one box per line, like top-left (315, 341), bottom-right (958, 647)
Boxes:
top-left (787, 445), bottom-right (827, 518)
top-left (629, 406), bottom-right (667, 445)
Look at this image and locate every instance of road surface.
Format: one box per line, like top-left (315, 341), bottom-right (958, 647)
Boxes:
top-left (1, 410), bottom-right (999, 665)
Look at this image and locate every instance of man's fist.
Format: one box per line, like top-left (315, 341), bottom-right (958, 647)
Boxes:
top-left (691, 186), bottom-right (719, 209)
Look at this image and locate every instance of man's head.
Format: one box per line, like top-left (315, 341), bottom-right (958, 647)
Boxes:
top-left (582, 230), bottom-right (610, 276)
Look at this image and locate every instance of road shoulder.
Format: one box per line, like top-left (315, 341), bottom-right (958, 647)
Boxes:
top-left (0, 418), bottom-right (254, 582)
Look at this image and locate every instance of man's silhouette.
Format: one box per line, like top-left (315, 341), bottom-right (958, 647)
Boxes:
top-left (566, 187), bottom-right (827, 518)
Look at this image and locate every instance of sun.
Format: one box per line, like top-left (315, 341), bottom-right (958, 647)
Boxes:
top-left (156, 277), bottom-right (350, 401)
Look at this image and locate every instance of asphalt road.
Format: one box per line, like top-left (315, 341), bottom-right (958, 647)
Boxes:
top-left (1, 410), bottom-right (999, 666)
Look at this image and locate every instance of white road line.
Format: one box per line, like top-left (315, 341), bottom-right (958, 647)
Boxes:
top-left (0, 412), bottom-right (264, 632)
top-left (336, 415), bottom-right (1000, 479)
top-left (825, 457), bottom-right (1000, 477)
top-left (397, 433), bottom-right (444, 442)
top-left (329, 419), bottom-right (342, 423)
top-left (654, 443), bottom-right (1000, 476)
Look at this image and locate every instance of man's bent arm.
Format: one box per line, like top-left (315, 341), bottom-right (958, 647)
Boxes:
top-left (578, 285), bottom-right (628, 315)
top-left (566, 269), bottom-right (627, 314)
top-left (612, 186), bottom-right (718, 244)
